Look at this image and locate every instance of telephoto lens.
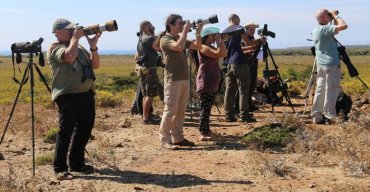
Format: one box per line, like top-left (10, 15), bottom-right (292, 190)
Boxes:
top-left (84, 20), bottom-right (118, 35)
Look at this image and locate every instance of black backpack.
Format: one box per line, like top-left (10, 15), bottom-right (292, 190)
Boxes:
top-left (336, 91), bottom-right (352, 120)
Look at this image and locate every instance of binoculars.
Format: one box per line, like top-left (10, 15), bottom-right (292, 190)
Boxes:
top-left (82, 20), bottom-right (118, 35)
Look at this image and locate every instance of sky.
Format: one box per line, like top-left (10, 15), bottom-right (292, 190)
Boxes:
top-left (1, 0), bottom-right (370, 52)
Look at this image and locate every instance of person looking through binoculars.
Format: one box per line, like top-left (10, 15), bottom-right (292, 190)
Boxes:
top-left (158, 14), bottom-right (203, 149)
top-left (47, 18), bottom-right (102, 180)
top-left (191, 27), bottom-right (227, 141)
top-left (311, 9), bottom-right (348, 125)
top-left (135, 20), bottom-right (162, 125)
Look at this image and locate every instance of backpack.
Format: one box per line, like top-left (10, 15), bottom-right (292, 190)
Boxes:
top-left (336, 91), bottom-right (352, 120)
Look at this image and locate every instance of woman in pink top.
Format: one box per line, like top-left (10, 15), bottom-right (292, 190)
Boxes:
top-left (193, 27), bottom-right (227, 140)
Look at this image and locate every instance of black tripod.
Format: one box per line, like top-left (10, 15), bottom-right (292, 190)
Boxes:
top-left (0, 52), bottom-right (51, 176)
top-left (260, 41), bottom-right (295, 114)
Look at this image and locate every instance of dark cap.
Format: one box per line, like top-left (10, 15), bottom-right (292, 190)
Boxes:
top-left (52, 18), bottom-right (77, 33)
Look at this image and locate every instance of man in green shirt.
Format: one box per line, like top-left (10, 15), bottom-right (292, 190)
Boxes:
top-left (47, 18), bottom-right (101, 180)
top-left (159, 14), bottom-right (202, 149)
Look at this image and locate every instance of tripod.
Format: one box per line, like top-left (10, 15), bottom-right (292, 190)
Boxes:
top-left (0, 52), bottom-right (51, 176)
top-left (260, 42), bottom-right (295, 114)
top-left (302, 59), bottom-right (317, 117)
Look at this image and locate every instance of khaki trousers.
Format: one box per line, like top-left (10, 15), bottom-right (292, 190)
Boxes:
top-left (159, 80), bottom-right (189, 144)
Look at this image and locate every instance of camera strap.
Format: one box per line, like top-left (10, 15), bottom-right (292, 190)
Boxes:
top-left (11, 51), bottom-right (27, 85)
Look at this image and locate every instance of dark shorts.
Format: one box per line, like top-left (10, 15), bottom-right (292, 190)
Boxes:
top-left (140, 67), bottom-right (159, 97)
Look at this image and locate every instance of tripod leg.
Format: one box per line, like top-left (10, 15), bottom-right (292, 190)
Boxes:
top-left (33, 63), bottom-right (51, 93)
top-left (266, 43), bottom-right (295, 112)
top-left (0, 65), bottom-right (30, 146)
top-left (29, 60), bottom-right (36, 176)
top-left (356, 76), bottom-right (369, 89)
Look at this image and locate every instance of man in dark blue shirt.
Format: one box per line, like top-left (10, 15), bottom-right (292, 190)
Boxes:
top-left (223, 14), bottom-right (262, 122)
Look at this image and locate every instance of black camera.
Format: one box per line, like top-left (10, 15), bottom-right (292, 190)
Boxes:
top-left (136, 55), bottom-right (147, 65)
top-left (258, 24), bottom-right (276, 38)
top-left (11, 37), bottom-right (44, 66)
top-left (183, 14), bottom-right (218, 30)
top-left (221, 26), bottom-right (245, 36)
top-left (11, 37), bottom-right (43, 55)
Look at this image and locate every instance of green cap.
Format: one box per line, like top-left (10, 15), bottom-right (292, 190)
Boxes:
top-left (200, 27), bottom-right (219, 38)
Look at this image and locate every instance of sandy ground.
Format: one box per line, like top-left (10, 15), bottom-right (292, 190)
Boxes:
top-left (0, 99), bottom-right (369, 192)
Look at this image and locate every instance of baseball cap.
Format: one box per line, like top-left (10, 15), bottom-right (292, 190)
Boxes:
top-left (200, 27), bottom-right (219, 38)
top-left (244, 22), bottom-right (259, 29)
top-left (52, 18), bottom-right (78, 33)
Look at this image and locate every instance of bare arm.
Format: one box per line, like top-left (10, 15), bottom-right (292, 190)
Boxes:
top-left (169, 22), bottom-right (192, 52)
top-left (332, 10), bottom-right (348, 34)
top-left (86, 33), bottom-right (102, 69)
top-left (200, 34), bottom-right (227, 58)
top-left (62, 27), bottom-right (84, 63)
top-left (189, 23), bottom-right (203, 50)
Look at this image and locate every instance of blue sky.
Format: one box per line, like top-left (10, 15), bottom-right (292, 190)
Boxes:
top-left (1, 0), bottom-right (369, 51)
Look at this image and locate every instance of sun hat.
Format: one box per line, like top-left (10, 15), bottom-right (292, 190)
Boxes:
top-left (244, 22), bottom-right (259, 29)
top-left (52, 18), bottom-right (78, 33)
top-left (200, 27), bottom-right (220, 38)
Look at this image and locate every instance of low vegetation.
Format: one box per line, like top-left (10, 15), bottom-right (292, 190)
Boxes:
top-left (43, 127), bottom-right (59, 143)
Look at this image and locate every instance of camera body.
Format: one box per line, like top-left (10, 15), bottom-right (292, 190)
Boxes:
top-left (257, 24), bottom-right (276, 38)
top-left (221, 26), bottom-right (245, 36)
top-left (136, 55), bottom-right (147, 65)
top-left (11, 38), bottom-right (43, 54)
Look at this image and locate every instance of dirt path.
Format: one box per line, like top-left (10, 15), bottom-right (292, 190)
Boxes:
top-left (0, 100), bottom-right (369, 191)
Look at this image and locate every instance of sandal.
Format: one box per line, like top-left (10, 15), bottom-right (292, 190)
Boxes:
top-left (55, 171), bottom-right (74, 180)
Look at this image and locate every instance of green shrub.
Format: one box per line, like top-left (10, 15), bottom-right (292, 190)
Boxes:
top-left (96, 90), bottom-right (122, 107)
top-left (35, 153), bottom-right (54, 166)
top-left (243, 124), bottom-right (295, 149)
top-left (43, 127), bottom-right (59, 143)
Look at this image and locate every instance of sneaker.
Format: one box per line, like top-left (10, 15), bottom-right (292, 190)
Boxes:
top-left (173, 138), bottom-right (195, 146)
top-left (70, 164), bottom-right (94, 174)
top-left (200, 134), bottom-right (213, 141)
top-left (161, 143), bottom-right (179, 150)
top-left (55, 171), bottom-right (74, 180)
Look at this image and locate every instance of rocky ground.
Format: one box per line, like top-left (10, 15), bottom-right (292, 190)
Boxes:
top-left (0, 98), bottom-right (369, 192)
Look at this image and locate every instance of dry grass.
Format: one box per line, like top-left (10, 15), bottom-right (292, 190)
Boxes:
top-left (87, 136), bottom-right (118, 169)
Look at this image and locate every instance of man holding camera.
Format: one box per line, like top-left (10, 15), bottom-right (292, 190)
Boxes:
top-left (159, 14), bottom-right (202, 149)
top-left (47, 18), bottom-right (101, 180)
top-left (135, 20), bottom-right (162, 125)
top-left (223, 14), bottom-right (262, 123)
top-left (243, 22), bottom-right (260, 111)
top-left (311, 9), bottom-right (348, 125)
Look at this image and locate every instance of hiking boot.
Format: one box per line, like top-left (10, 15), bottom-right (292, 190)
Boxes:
top-left (173, 138), bottom-right (195, 146)
top-left (143, 118), bottom-right (160, 125)
top-left (225, 116), bottom-right (237, 122)
top-left (239, 115), bottom-right (257, 123)
top-left (70, 164), bottom-right (94, 174)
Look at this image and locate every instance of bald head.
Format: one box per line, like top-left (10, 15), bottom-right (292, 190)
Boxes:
top-left (316, 9), bottom-right (330, 25)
